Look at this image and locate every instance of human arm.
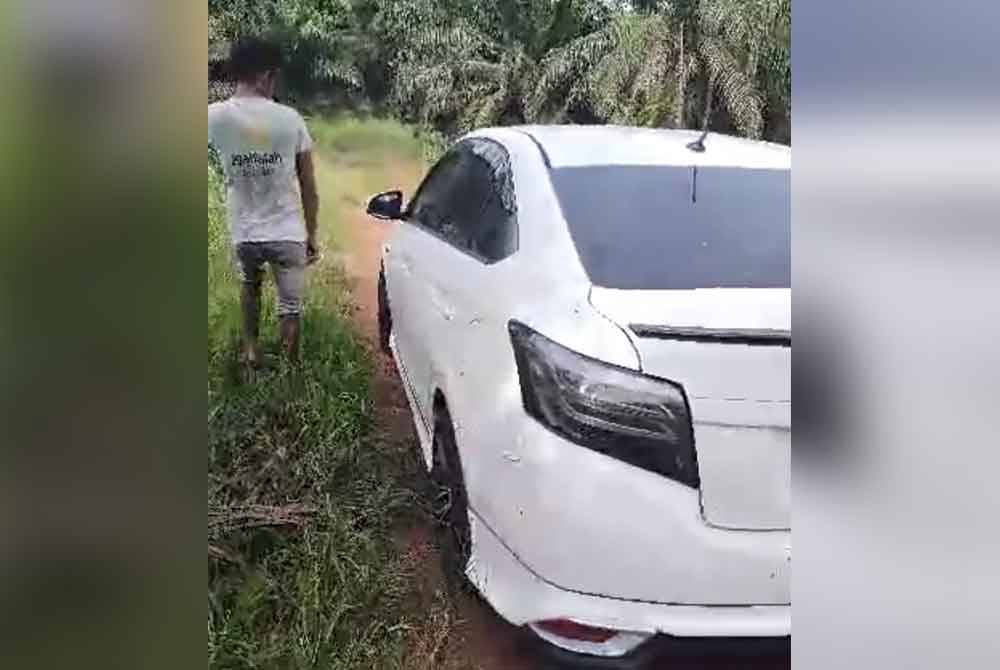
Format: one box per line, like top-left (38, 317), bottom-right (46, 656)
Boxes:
top-left (296, 149), bottom-right (319, 263)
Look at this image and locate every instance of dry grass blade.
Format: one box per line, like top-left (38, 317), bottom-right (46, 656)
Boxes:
top-left (208, 543), bottom-right (238, 563)
top-left (208, 503), bottom-right (318, 537)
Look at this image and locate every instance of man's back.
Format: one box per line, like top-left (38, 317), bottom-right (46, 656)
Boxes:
top-left (210, 37), bottom-right (319, 364)
top-left (209, 96), bottom-right (313, 244)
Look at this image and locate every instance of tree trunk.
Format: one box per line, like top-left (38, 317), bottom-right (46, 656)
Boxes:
top-left (675, 21), bottom-right (686, 128)
top-left (701, 75), bottom-right (715, 131)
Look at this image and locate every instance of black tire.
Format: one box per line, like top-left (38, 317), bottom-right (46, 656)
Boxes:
top-left (377, 269), bottom-right (392, 355)
top-left (430, 405), bottom-right (474, 594)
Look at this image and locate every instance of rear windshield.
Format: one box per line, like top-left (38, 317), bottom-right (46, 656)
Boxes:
top-left (550, 165), bottom-right (790, 290)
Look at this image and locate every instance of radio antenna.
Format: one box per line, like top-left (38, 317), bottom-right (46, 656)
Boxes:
top-left (686, 128), bottom-right (710, 153)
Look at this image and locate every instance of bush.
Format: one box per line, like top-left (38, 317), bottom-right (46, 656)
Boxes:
top-left (210, 80), bottom-right (236, 104)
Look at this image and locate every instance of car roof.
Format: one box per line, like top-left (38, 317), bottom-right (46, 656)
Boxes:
top-left (474, 125), bottom-right (790, 170)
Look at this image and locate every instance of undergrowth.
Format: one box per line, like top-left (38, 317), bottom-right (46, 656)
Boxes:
top-left (208, 158), bottom-right (411, 670)
top-left (208, 117), bottom-right (467, 670)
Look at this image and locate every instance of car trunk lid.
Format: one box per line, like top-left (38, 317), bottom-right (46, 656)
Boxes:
top-left (591, 286), bottom-right (790, 531)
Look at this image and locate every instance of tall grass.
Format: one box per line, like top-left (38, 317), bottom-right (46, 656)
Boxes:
top-left (207, 152), bottom-right (417, 669)
top-left (307, 115), bottom-right (421, 161)
top-left (305, 113), bottom-right (449, 171)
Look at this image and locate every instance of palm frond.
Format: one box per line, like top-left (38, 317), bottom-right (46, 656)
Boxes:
top-left (392, 61), bottom-right (451, 122)
top-left (586, 18), bottom-right (644, 121)
top-left (314, 56), bottom-right (364, 90)
top-left (528, 23), bottom-right (618, 121)
top-left (698, 38), bottom-right (763, 137)
top-left (406, 19), bottom-right (497, 62)
top-left (626, 14), bottom-right (684, 126)
top-left (459, 88), bottom-right (507, 133)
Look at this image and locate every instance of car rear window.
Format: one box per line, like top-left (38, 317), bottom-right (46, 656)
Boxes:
top-left (549, 165), bottom-right (790, 290)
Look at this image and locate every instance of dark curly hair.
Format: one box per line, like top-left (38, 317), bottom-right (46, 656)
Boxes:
top-left (228, 37), bottom-right (284, 83)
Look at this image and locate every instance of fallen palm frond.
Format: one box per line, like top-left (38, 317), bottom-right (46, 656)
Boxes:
top-left (208, 503), bottom-right (318, 537)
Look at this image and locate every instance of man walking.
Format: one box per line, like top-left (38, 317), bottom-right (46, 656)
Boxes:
top-left (209, 37), bottom-right (319, 366)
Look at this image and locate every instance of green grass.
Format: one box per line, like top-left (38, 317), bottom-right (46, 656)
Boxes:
top-left (305, 114), bottom-right (449, 172)
top-left (206, 119), bottom-right (436, 669)
top-left (307, 115), bottom-right (422, 162)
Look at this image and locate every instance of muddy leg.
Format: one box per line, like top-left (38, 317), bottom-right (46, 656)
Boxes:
top-left (241, 281), bottom-right (262, 366)
top-left (279, 314), bottom-right (300, 363)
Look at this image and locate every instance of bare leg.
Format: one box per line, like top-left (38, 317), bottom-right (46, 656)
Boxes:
top-left (241, 282), bottom-right (262, 366)
top-left (280, 314), bottom-right (301, 362)
top-left (273, 242), bottom-right (307, 364)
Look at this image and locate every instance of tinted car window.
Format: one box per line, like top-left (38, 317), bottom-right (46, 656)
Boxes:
top-left (465, 140), bottom-right (517, 261)
top-left (550, 165), bottom-right (790, 290)
top-left (407, 140), bottom-right (517, 263)
top-left (407, 150), bottom-right (464, 235)
top-left (436, 147), bottom-right (492, 250)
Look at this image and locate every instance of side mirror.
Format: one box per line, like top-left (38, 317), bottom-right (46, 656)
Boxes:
top-left (367, 190), bottom-right (404, 220)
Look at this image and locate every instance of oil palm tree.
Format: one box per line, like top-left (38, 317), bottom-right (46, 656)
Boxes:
top-left (383, 0), bottom-right (612, 133)
top-left (209, 0), bottom-right (367, 99)
top-left (209, 0), bottom-right (789, 141)
top-left (530, 0), bottom-right (785, 139)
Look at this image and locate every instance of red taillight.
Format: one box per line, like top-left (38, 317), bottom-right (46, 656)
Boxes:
top-left (535, 618), bottom-right (619, 643)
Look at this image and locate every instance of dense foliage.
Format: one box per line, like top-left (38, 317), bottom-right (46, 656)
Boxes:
top-left (209, 0), bottom-right (791, 142)
top-left (210, 0), bottom-right (789, 140)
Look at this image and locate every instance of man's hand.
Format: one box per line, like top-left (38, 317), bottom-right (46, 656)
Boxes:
top-left (306, 236), bottom-right (320, 265)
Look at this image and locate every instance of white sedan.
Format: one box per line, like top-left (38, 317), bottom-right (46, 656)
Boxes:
top-left (366, 125), bottom-right (790, 666)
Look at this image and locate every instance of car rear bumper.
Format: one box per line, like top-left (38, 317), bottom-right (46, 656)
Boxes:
top-left (523, 628), bottom-right (790, 670)
top-left (467, 508), bottom-right (791, 662)
top-left (467, 413), bottom-right (790, 606)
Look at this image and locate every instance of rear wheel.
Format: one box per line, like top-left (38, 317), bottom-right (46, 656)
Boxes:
top-left (377, 268), bottom-right (391, 355)
top-left (430, 404), bottom-right (474, 593)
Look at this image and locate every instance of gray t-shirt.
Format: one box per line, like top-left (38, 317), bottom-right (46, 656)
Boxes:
top-left (209, 96), bottom-right (313, 243)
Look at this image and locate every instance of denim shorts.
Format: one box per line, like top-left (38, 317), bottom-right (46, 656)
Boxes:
top-left (235, 241), bottom-right (307, 316)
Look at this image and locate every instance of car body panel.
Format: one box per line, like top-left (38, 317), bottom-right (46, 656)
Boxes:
top-left (590, 287), bottom-right (791, 530)
top-left (381, 224), bottom-right (425, 419)
top-left (517, 125), bottom-right (790, 170)
top-left (467, 410), bottom-right (791, 604)
top-left (392, 129), bottom-right (644, 549)
top-left (468, 505), bottom-right (791, 637)
top-left (376, 125), bottom-right (791, 643)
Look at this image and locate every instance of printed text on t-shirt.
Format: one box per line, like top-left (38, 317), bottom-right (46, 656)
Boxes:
top-left (231, 151), bottom-right (284, 177)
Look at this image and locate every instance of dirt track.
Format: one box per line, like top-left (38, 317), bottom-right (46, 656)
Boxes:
top-left (323, 150), bottom-right (789, 670)
top-left (322, 154), bottom-right (538, 669)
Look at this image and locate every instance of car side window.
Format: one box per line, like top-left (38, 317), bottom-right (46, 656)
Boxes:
top-left (434, 148), bottom-right (491, 250)
top-left (407, 140), bottom-right (518, 263)
top-left (458, 139), bottom-right (518, 262)
top-left (407, 150), bottom-right (463, 235)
